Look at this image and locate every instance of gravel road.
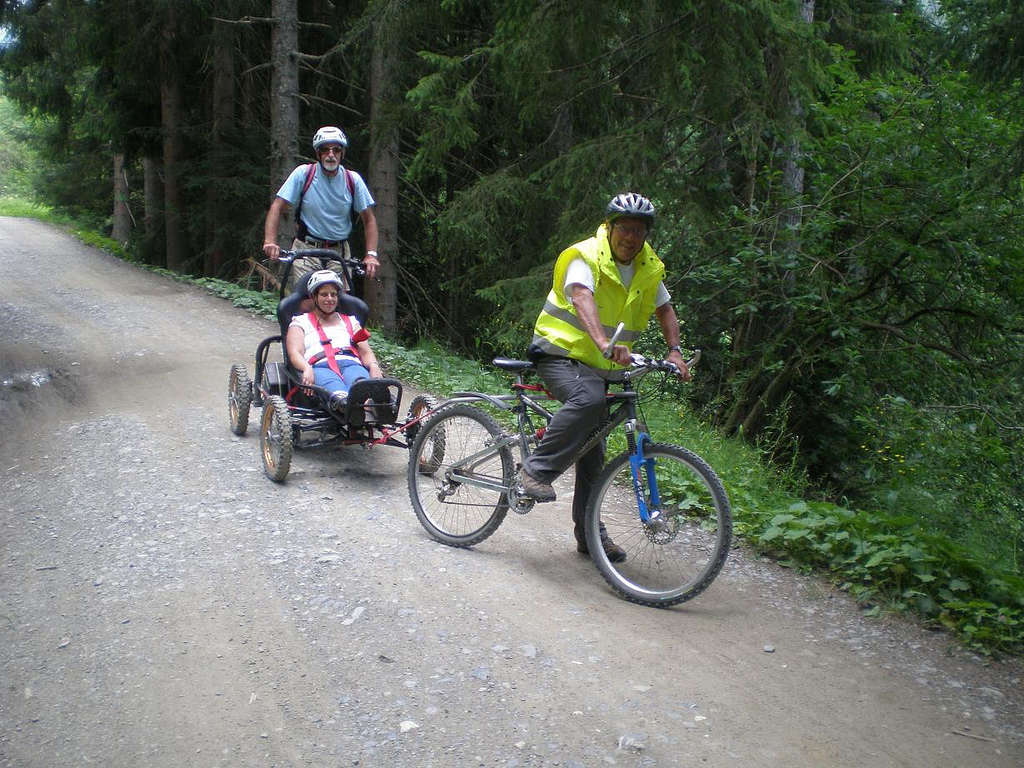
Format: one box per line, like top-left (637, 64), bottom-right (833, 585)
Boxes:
top-left (1, 216), bottom-right (1022, 767)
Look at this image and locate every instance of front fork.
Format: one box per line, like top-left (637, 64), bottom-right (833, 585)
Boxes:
top-left (626, 420), bottom-right (660, 524)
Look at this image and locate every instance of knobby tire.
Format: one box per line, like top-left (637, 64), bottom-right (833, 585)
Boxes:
top-left (407, 404), bottom-right (513, 547)
top-left (261, 395), bottom-right (294, 482)
top-left (585, 442), bottom-right (731, 607)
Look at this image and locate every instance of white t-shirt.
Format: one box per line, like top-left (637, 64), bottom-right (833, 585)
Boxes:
top-left (290, 313), bottom-right (363, 361)
top-left (564, 257), bottom-right (671, 306)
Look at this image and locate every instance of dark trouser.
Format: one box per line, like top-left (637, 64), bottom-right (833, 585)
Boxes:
top-left (287, 240), bottom-right (351, 293)
top-left (521, 357), bottom-right (608, 544)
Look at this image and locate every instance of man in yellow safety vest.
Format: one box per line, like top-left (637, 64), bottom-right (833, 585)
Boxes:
top-left (520, 192), bottom-right (690, 562)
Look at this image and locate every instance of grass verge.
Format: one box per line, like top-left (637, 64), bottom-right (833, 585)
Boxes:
top-left (9, 203), bottom-right (1023, 657)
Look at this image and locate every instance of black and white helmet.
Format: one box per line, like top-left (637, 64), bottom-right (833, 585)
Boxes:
top-left (312, 126), bottom-right (348, 151)
top-left (606, 192), bottom-right (655, 224)
top-left (307, 270), bottom-right (343, 295)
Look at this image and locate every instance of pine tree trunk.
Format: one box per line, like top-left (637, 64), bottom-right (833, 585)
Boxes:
top-left (143, 156), bottom-right (164, 266)
top-left (780, 1), bottom-right (814, 236)
top-left (161, 28), bottom-right (188, 272)
top-left (728, 0), bottom-right (815, 442)
top-left (269, 0), bottom-right (299, 248)
top-left (366, 30), bottom-right (399, 332)
top-left (204, 13), bottom-right (237, 277)
top-left (112, 153), bottom-right (132, 246)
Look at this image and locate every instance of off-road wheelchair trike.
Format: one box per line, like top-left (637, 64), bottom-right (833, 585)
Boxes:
top-left (227, 249), bottom-right (437, 481)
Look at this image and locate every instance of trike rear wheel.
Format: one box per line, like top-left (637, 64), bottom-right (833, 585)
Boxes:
top-left (407, 404), bottom-right (512, 547)
top-left (228, 363), bottom-right (253, 436)
top-left (404, 394), bottom-right (439, 446)
top-left (585, 443), bottom-right (731, 607)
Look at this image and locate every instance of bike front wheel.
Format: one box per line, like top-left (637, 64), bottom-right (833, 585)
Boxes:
top-left (407, 404), bottom-right (513, 547)
top-left (585, 443), bottom-right (731, 607)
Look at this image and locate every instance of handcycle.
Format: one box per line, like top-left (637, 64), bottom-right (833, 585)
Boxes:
top-left (406, 328), bottom-right (732, 607)
top-left (227, 249), bottom-right (436, 481)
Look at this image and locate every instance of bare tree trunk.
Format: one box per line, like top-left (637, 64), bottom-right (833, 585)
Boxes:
top-left (366, 27), bottom-right (399, 332)
top-left (780, 0), bottom-right (814, 241)
top-left (723, 0), bottom-right (815, 443)
top-left (268, 0), bottom-right (300, 246)
top-left (112, 153), bottom-right (132, 246)
top-left (143, 156), bottom-right (164, 265)
top-left (204, 12), bottom-right (237, 277)
top-left (161, 27), bottom-right (188, 271)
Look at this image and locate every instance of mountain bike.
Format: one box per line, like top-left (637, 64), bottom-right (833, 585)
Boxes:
top-left (406, 335), bottom-right (731, 607)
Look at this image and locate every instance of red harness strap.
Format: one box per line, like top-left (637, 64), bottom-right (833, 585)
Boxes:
top-left (306, 312), bottom-right (365, 377)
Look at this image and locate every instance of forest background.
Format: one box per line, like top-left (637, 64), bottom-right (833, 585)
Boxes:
top-left (1, 0), bottom-right (1022, 652)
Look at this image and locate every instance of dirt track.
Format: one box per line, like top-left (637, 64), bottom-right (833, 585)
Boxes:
top-left (1, 216), bottom-right (1022, 767)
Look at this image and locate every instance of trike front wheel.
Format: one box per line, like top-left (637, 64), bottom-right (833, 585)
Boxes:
top-left (407, 404), bottom-right (513, 547)
top-left (586, 443), bottom-right (731, 607)
top-left (260, 395), bottom-right (294, 482)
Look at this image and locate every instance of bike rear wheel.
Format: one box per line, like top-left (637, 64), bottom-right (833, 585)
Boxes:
top-left (407, 404), bottom-right (513, 547)
top-left (586, 442), bottom-right (731, 607)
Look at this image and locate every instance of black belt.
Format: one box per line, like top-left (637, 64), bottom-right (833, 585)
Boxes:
top-left (303, 237), bottom-right (344, 248)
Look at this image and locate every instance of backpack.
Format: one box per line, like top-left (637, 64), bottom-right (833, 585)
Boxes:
top-left (294, 163), bottom-right (355, 241)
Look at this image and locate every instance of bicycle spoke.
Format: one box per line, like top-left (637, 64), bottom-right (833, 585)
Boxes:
top-left (587, 443), bottom-right (731, 607)
top-left (408, 405), bottom-right (513, 546)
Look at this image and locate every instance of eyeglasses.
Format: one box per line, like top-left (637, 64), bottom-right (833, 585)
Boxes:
top-left (319, 146), bottom-right (344, 155)
top-left (613, 223), bottom-right (648, 238)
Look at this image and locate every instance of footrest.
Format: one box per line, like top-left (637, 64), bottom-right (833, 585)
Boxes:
top-left (345, 377), bottom-right (403, 424)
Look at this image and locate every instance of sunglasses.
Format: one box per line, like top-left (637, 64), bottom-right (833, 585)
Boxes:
top-left (613, 223), bottom-right (648, 238)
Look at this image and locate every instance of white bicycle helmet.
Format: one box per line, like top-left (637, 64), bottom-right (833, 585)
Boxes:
top-left (307, 270), bottom-right (343, 295)
top-left (312, 126), bottom-right (348, 151)
top-left (606, 192), bottom-right (656, 224)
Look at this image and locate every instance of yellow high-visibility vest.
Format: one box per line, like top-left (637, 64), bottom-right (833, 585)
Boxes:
top-left (531, 223), bottom-right (665, 371)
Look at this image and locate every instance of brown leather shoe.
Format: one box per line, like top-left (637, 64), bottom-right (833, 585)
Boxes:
top-left (576, 536), bottom-right (626, 563)
top-left (519, 471), bottom-right (556, 502)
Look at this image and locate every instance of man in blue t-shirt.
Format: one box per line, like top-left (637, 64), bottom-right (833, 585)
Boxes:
top-left (263, 126), bottom-right (379, 291)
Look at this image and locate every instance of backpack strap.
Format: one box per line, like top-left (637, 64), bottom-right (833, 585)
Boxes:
top-left (294, 163), bottom-right (317, 236)
top-left (302, 162), bottom-right (318, 195)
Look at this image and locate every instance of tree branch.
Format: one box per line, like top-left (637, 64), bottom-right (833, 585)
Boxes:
top-left (857, 320), bottom-right (971, 362)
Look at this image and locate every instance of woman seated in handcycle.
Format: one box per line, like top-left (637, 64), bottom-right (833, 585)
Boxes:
top-left (286, 269), bottom-right (383, 414)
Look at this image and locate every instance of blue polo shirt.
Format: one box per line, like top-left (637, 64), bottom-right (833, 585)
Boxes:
top-left (276, 163), bottom-right (375, 242)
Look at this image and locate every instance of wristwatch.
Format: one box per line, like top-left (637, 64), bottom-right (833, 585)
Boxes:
top-left (668, 345), bottom-right (683, 355)
top-left (365, 250), bottom-right (378, 259)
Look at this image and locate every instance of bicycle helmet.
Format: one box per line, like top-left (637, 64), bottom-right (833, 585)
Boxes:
top-left (312, 126), bottom-right (348, 151)
top-left (307, 269), bottom-right (344, 295)
top-left (606, 192), bottom-right (656, 224)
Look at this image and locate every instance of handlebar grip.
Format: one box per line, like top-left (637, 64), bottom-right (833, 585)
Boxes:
top-left (603, 322), bottom-right (626, 359)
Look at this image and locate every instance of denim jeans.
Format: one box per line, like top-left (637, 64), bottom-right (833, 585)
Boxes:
top-left (312, 357), bottom-right (369, 397)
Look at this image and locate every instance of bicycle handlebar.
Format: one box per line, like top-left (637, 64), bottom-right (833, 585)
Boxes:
top-left (623, 349), bottom-right (700, 381)
top-left (603, 321), bottom-right (699, 379)
top-left (274, 249), bottom-right (365, 277)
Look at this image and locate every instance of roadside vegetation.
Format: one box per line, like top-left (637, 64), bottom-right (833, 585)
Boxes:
top-left (2, 0), bottom-right (1022, 658)
top-left (6, 186), bottom-right (1022, 655)
top-left (162, 274), bottom-right (1024, 657)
